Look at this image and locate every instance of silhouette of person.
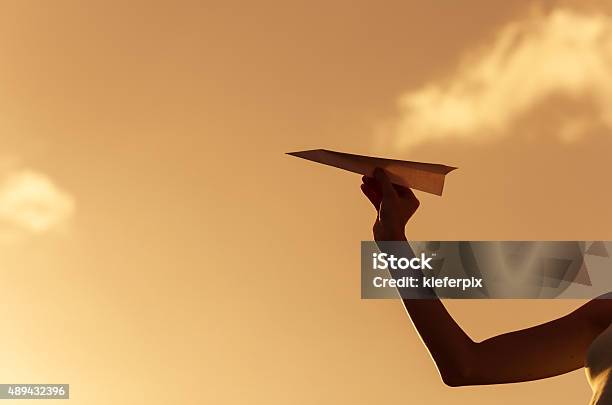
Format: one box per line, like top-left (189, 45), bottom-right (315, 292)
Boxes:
top-left (360, 168), bottom-right (612, 404)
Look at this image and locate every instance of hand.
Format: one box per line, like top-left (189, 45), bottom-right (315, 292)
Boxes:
top-left (360, 168), bottom-right (420, 241)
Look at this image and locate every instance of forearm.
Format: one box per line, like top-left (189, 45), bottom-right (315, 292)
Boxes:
top-left (401, 299), bottom-right (477, 386)
top-left (376, 232), bottom-right (476, 386)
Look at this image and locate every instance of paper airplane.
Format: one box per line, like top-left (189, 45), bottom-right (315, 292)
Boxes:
top-left (287, 149), bottom-right (457, 196)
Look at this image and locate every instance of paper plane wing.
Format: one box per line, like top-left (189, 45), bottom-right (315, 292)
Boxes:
top-left (287, 149), bottom-right (456, 196)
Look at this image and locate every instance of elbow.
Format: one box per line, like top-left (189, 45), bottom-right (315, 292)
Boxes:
top-left (440, 369), bottom-right (472, 387)
top-left (438, 343), bottom-right (478, 387)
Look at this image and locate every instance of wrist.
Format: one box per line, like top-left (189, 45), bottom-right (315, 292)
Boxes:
top-left (374, 228), bottom-right (407, 241)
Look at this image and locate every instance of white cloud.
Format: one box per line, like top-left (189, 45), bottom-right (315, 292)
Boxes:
top-left (389, 8), bottom-right (612, 148)
top-left (0, 169), bottom-right (75, 235)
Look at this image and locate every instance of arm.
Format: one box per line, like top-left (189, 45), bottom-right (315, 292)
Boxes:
top-left (361, 169), bottom-right (612, 386)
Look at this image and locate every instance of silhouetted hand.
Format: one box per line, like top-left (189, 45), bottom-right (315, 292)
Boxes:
top-left (360, 167), bottom-right (420, 241)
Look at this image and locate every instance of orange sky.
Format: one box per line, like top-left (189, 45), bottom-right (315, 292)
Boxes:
top-left (0, 1), bottom-right (611, 404)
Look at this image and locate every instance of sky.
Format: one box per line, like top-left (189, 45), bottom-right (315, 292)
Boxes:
top-left (0, 1), bottom-right (611, 404)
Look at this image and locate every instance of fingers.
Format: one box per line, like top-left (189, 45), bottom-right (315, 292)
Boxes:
top-left (362, 175), bottom-right (381, 199)
top-left (362, 174), bottom-right (380, 190)
top-left (361, 183), bottom-right (381, 210)
top-left (363, 169), bottom-right (419, 213)
top-left (373, 167), bottom-right (397, 199)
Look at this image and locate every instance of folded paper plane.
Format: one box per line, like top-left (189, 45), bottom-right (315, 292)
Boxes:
top-left (287, 149), bottom-right (457, 196)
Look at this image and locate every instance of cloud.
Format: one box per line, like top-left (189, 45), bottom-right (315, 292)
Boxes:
top-left (0, 169), bottom-right (75, 236)
top-left (388, 8), bottom-right (612, 148)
